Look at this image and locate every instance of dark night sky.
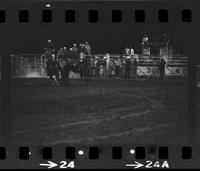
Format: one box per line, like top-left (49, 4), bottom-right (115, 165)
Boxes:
top-left (0, 0), bottom-right (197, 56)
top-left (0, 26), bottom-right (178, 54)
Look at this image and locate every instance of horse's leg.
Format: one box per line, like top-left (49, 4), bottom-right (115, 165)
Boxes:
top-left (60, 70), bottom-right (63, 86)
top-left (53, 74), bottom-right (60, 87)
top-left (49, 75), bottom-right (55, 86)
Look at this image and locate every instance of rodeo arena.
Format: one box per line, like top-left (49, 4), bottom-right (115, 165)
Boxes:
top-left (10, 34), bottom-right (188, 83)
top-left (1, 34), bottom-right (189, 145)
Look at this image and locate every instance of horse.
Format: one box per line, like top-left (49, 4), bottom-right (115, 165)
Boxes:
top-left (46, 58), bottom-right (61, 86)
top-left (46, 56), bottom-right (92, 86)
top-left (59, 59), bottom-right (71, 86)
top-left (70, 57), bottom-right (92, 85)
top-left (79, 60), bottom-right (91, 84)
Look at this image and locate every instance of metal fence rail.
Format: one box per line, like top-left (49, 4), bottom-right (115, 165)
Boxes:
top-left (10, 54), bottom-right (188, 78)
top-left (11, 54), bottom-right (47, 77)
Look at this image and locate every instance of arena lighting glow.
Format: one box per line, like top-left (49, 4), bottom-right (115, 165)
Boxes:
top-left (45, 4), bottom-right (51, 8)
top-left (25, 71), bottom-right (41, 78)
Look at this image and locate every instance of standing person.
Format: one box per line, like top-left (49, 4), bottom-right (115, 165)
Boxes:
top-left (109, 59), bottom-right (115, 78)
top-left (133, 57), bottom-right (138, 79)
top-left (105, 53), bottom-right (110, 78)
top-left (95, 58), bottom-right (100, 80)
top-left (63, 47), bottom-right (68, 59)
top-left (72, 44), bottom-right (78, 53)
top-left (125, 47), bottom-right (129, 55)
top-left (129, 45), bottom-right (132, 55)
top-left (90, 58), bottom-right (95, 77)
top-left (115, 58), bottom-right (121, 78)
top-left (102, 57), bottom-right (107, 79)
top-left (160, 57), bottom-right (166, 79)
top-left (125, 57), bottom-right (131, 79)
top-left (130, 48), bottom-right (134, 55)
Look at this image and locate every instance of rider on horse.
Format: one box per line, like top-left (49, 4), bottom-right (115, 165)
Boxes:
top-left (46, 53), bottom-right (61, 86)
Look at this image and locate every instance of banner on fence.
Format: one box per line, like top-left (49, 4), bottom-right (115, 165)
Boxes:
top-left (165, 65), bottom-right (187, 76)
top-left (137, 66), bottom-right (160, 77)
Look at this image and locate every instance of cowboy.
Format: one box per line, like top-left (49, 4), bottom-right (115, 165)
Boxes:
top-left (46, 54), bottom-right (61, 86)
top-left (84, 42), bottom-right (91, 56)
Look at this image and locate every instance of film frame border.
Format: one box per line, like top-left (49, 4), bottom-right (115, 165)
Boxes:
top-left (0, 0), bottom-right (200, 169)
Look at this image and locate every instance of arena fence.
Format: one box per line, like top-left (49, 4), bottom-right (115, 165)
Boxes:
top-left (10, 54), bottom-right (188, 79)
top-left (11, 54), bottom-right (47, 78)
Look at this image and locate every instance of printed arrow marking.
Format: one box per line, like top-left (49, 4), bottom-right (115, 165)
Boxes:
top-left (39, 161), bottom-right (57, 169)
top-left (125, 161), bottom-right (144, 169)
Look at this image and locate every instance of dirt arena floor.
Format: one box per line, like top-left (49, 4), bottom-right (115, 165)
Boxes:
top-left (8, 78), bottom-right (188, 145)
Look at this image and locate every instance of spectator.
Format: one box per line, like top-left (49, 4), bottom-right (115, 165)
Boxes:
top-left (90, 58), bottom-right (96, 76)
top-left (125, 47), bottom-right (129, 55)
top-left (125, 57), bottom-right (131, 79)
top-left (109, 59), bottom-right (115, 78)
top-left (95, 59), bottom-right (100, 79)
top-left (160, 58), bottom-right (166, 79)
top-left (102, 57), bottom-right (107, 79)
top-left (130, 48), bottom-right (134, 55)
top-left (115, 58), bottom-right (121, 78)
top-left (133, 58), bottom-right (138, 79)
top-left (72, 44), bottom-right (78, 53)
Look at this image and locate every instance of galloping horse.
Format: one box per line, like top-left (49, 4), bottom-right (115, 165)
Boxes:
top-left (71, 56), bottom-right (91, 85)
top-left (46, 55), bottom-right (92, 86)
top-left (80, 58), bottom-right (91, 84)
top-left (46, 54), bottom-right (61, 86)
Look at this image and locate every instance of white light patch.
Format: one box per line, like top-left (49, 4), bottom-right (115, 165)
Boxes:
top-left (130, 149), bottom-right (135, 154)
top-left (78, 150), bottom-right (84, 155)
top-left (25, 72), bottom-right (41, 78)
top-left (45, 4), bottom-right (51, 8)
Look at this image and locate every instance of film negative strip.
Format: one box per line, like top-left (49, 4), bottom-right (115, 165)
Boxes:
top-left (0, 0), bottom-right (200, 169)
